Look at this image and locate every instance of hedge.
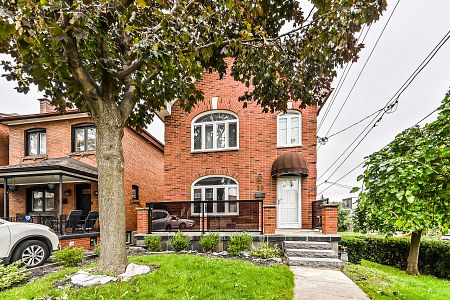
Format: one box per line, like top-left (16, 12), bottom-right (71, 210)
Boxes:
top-left (340, 234), bottom-right (450, 279)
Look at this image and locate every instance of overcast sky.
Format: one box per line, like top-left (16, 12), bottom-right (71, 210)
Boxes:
top-left (0, 0), bottom-right (449, 202)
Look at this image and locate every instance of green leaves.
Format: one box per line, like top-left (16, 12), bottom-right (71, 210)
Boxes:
top-left (355, 90), bottom-right (450, 236)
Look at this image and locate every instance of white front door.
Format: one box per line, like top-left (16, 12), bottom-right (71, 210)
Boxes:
top-left (277, 177), bottom-right (301, 229)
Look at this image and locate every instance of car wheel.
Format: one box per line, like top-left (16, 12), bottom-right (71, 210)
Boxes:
top-left (165, 224), bottom-right (172, 231)
top-left (179, 223), bottom-right (186, 229)
top-left (12, 240), bottom-right (49, 268)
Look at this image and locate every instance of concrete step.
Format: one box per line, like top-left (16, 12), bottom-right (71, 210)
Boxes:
top-left (283, 241), bottom-right (332, 250)
top-left (285, 248), bottom-right (337, 258)
top-left (287, 257), bottom-right (344, 269)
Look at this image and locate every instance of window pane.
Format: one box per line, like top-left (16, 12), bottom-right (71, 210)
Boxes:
top-left (45, 191), bottom-right (54, 212)
top-left (216, 123), bottom-right (226, 149)
top-left (195, 177), bottom-right (237, 186)
top-left (228, 122), bottom-right (237, 148)
top-left (228, 187), bottom-right (237, 213)
top-left (193, 125), bottom-right (202, 150)
top-left (193, 189), bottom-right (202, 213)
top-left (75, 128), bottom-right (85, 151)
top-left (28, 132), bottom-right (38, 155)
top-left (290, 116), bottom-right (300, 145)
top-left (87, 127), bottom-right (96, 151)
top-left (32, 191), bottom-right (44, 212)
top-left (217, 188), bottom-right (225, 213)
top-left (205, 188), bottom-right (213, 213)
top-left (279, 118), bottom-right (287, 145)
top-left (39, 132), bottom-right (46, 154)
top-left (195, 113), bottom-right (237, 123)
top-left (205, 124), bottom-right (214, 149)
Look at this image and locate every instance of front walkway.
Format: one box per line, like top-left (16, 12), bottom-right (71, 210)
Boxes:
top-left (291, 266), bottom-right (369, 300)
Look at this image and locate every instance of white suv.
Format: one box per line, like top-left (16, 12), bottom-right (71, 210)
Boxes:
top-left (0, 218), bottom-right (59, 267)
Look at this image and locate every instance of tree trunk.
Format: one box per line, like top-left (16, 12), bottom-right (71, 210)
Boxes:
top-left (95, 106), bottom-right (128, 274)
top-left (406, 231), bottom-right (422, 275)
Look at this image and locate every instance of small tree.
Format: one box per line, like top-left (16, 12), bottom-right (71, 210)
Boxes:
top-left (354, 90), bottom-right (450, 275)
top-left (0, 0), bottom-right (386, 273)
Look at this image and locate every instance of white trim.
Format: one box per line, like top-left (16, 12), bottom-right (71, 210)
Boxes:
top-left (191, 110), bottom-right (239, 152)
top-left (277, 177), bottom-right (302, 229)
top-left (211, 97), bottom-right (219, 109)
top-left (191, 175), bottom-right (239, 216)
top-left (277, 110), bottom-right (302, 148)
top-left (2, 113), bottom-right (90, 126)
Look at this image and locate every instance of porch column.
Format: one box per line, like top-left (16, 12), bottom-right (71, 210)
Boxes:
top-left (59, 175), bottom-right (63, 234)
top-left (3, 178), bottom-right (8, 219)
top-left (321, 203), bottom-right (339, 234)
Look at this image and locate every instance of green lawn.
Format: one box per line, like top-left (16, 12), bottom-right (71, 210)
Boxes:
top-left (0, 254), bottom-right (294, 300)
top-left (343, 260), bottom-right (450, 300)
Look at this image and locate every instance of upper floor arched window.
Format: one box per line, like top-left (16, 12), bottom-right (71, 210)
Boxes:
top-left (192, 111), bottom-right (238, 152)
top-left (277, 111), bottom-right (302, 147)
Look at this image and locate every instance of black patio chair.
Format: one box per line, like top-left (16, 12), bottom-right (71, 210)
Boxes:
top-left (64, 210), bottom-right (83, 233)
top-left (77, 211), bottom-right (99, 232)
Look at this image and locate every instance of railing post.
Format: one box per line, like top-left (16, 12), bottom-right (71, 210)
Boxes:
top-left (148, 204), bottom-right (153, 234)
top-left (202, 202), bottom-right (205, 234)
top-left (254, 192), bottom-right (265, 234)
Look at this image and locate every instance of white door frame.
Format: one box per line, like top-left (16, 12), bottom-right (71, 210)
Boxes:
top-left (277, 176), bottom-right (302, 229)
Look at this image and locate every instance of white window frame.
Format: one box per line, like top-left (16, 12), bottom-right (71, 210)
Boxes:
top-left (191, 175), bottom-right (239, 216)
top-left (277, 110), bottom-right (302, 148)
top-left (191, 110), bottom-right (239, 153)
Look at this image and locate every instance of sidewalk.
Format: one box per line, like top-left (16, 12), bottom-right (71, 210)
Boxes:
top-left (291, 266), bottom-right (369, 300)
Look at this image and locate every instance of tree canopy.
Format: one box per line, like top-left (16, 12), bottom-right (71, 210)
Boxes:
top-left (353, 90), bottom-right (450, 274)
top-left (0, 0), bottom-right (386, 125)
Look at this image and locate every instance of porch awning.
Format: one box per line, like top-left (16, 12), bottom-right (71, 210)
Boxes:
top-left (0, 157), bottom-right (98, 185)
top-left (271, 152), bottom-right (308, 178)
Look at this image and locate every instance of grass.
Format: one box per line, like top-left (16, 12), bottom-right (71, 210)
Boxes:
top-left (0, 254), bottom-right (294, 300)
top-left (343, 260), bottom-right (450, 300)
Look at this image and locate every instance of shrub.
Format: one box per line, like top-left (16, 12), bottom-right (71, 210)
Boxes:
top-left (0, 260), bottom-right (29, 291)
top-left (94, 245), bottom-right (100, 257)
top-left (340, 233), bottom-right (450, 279)
top-left (200, 233), bottom-right (220, 252)
top-left (144, 235), bottom-right (162, 252)
top-left (227, 232), bottom-right (253, 256)
top-left (250, 242), bottom-right (282, 259)
top-left (170, 231), bottom-right (190, 252)
top-left (52, 247), bottom-right (84, 267)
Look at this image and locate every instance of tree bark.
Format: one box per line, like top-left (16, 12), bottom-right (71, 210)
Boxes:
top-left (406, 231), bottom-right (422, 275)
top-left (94, 102), bottom-right (128, 274)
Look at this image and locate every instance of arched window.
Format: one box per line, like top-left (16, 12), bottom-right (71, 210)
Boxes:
top-left (277, 111), bottom-right (301, 147)
top-left (192, 111), bottom-right (238, 151)
top-left (192, 176), bottom-right (239, 215)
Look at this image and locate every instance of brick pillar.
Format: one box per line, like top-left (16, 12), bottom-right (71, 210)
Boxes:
top-left (136, 207), bottom-right (149, 234)
top-left (321, 204), bottom-right (338, 234)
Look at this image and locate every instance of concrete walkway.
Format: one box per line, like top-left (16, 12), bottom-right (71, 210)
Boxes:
top-left (291, 267), bottom-right (369, 300)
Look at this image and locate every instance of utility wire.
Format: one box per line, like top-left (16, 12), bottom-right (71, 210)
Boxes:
top-left (317, 28), bottom-right (450, 182)
top-left (317, 25), bottom-right (369, 131)
top-left (321, 0), bottom-right (402, 138)
top-left (317, 106), bottom-right (443, 195)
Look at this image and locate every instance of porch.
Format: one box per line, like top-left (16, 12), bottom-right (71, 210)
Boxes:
top-left (0, 158), bottom-right (100, 237)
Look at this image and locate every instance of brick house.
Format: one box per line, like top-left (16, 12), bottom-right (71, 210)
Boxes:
top-left (157, 69), bottom-right (326, 235)
top-left (0, 100), bottom-right (164, 247)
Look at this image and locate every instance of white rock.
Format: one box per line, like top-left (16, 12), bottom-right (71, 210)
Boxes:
top-left (118, 263), bottom-right (151, 281)
top-left (71, 270), bottom-right (117, 287)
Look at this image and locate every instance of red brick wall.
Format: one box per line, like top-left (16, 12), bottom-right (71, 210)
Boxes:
top-left (163, 70), bottom-right (317, 233)
top-left (0, 123), bottom-right (8, 217)
top-left (321, 205), bottom-right (338, 234)
top-left (60, 235), bottom-right (100, 250)
top-left (6, 115), bottom-right (164, 232)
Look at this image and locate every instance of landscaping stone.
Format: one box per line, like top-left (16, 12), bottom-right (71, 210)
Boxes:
top-left (118, 263), bottom-right (151, 281)
top-left (70, 270), bottom-right (117, 287)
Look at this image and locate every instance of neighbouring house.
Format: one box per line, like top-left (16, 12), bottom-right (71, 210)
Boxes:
top-left (0, 100), bottom-right (164, 248)
top-left (145, 67), bottom-right (335, 235)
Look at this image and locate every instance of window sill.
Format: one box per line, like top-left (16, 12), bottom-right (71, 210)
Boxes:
top-left (70, 151), bottom-right (96, 157)
top-left (22, 155), bottom-right (48, 161)
top-left (191, 148), bottom-right (239, 154)
top-left (276, 144), bottom-right (303, 149)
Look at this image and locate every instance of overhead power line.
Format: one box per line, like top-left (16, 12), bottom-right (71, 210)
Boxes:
top-left (317, 28), bottom-right (450, 182)
top-left (320, 0), bottom-right (402, 138)
top-left (317, 106), bottom-right (442, 195)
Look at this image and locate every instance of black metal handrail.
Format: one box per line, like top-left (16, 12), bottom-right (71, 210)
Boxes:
top-left (146, 200), bottom-right (263, 233)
